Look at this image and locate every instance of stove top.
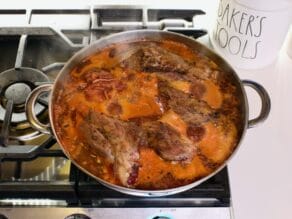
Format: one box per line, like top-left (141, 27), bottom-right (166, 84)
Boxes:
top-left (0, 6), bottom-right (232, 219)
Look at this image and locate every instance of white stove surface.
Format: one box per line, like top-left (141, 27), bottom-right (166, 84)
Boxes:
top-left (1, 1), bottom-right (292, 219)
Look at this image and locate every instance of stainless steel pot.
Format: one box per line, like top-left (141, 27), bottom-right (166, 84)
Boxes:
top-left (25, 30), bottom-right (271, 197)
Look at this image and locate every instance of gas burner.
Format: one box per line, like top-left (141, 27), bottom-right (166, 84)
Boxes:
top-left (4, 82), bottom-right (32, 109)
top-left (0, 67), bottom-right (49, 119)
top-left (0, 67), bottom-right (50, 141)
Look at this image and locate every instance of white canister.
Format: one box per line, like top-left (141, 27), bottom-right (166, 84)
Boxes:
top-left (210, 0), bottom-right (292, 69)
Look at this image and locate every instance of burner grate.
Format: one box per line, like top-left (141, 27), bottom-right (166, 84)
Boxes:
top-left (0, 166), bottom-right (230, 207)
top-left (0, 136), bottom-right (61, 161)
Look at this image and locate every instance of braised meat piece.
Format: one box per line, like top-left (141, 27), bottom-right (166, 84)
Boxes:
top-left (112, 121), bottom-right (142, 187)
top-left (140, 45), bottom-right (190, 73)
top-left (144, 121), bottom-right (197, 162)
top-left (82, 68), bottom-right (114, 83)
top-left (80, 112), bottom-right (114, 162)
top-left (107, 101), bottom-right (123, 116)
top-left (156, 72), bottom-right (207, 100)
top-left (120, 44), bottom-right (190, 74)
top-left (80, 111), bottom-right (142, 187)
top-left (186, 124), bottom-right (206, 143)
top-left (120, 49), bottom-right (143, 70)
top-left (158, 81), bottom-right (214, 122)
top-left (79, 69), bottom-right (116, 102)
top-left (187, 57), bottom-right (219, 81)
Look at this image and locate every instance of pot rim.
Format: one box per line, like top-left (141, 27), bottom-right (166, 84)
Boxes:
top-left (49, 29), bottom-right (249, 197)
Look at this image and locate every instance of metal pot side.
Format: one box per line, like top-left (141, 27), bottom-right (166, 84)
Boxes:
top-left (26, 30), bottom-right (270, 197)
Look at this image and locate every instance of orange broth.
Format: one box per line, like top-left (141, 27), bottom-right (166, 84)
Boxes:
top-left (52, 40), bottom-right (241, 189)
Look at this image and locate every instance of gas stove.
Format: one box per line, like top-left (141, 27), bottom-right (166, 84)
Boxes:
top-left (0, 6), bottom-right (233, 219)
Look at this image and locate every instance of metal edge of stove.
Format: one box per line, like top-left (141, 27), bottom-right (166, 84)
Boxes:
top-left (0, 167), bottom-right (230, 209)
top-left (0, 207), bottom-right (233, 219)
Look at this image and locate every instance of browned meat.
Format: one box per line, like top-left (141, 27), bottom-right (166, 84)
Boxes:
top-left (82, 70), bottom-right (115, 102)
top-left (188, 58), bottom-right (218, 81)
top-left (82, 68), bottom-right (114, 83)
top-left (111, 120), bottom-right (142, 187)
top-left (80, 111), bottom-right (142, 187)
top-left (79, 112), bottom-right (115, 163)
top-left (155, 72), bottom-right (207, 100)
top-left (140, 45), bottom-right (190, 73)
top-left (158, 81), bottom-right (214, 121)
top-left (120, 44), bottom-right (191, 74)
top-left (186, 124), bottom-right (206, 143)
top-left (107, 101), bottom-right (123, 116)
top-left (115, 80), bottom-right (127, 92)
top-left (144, 121), bottom-right (196, 162)
top-left (120, 50), bottom-right (143, 70)
top-left (189, 80), bottom-right (206, 99)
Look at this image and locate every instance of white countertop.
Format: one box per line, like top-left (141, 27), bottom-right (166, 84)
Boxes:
top-left (1, 1), bottom-right (292, 218)
top-left (229, 45), bottom-right (292, 219)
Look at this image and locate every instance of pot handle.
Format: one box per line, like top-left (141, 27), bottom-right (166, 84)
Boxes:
top-left (25, 84), bottom-right (53, 134)
top-left (242, 80), bottom-right (271, 129)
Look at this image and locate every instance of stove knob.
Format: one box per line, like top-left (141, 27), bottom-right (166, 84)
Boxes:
top-left (64, 213), bottom-right (91, 219)
top-left (0, 214), bottom-right (8, 219)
